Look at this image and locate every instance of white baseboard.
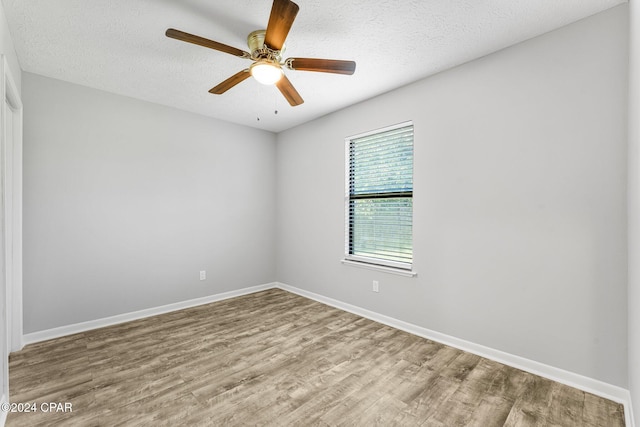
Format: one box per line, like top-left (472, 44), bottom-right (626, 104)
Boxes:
top-left (274, 282), bottom-right (635, 427)
top-left (629, 397), bottom-right (636, 427)
top-left (21, 283), bottom-right (277, 347)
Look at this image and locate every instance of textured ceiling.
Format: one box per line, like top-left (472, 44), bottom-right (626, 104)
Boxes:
top-left (3, 0), bottom-right (626, 132)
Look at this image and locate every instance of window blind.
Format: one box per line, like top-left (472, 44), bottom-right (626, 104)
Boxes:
top-left (347, 123), bottom-right (413, 269)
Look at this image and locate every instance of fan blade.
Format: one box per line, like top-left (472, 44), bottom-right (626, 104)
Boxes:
top-left (209, 69), bottom-right (251, 94)
top-left (264, 0), bottom-right (299, 51)
top-left (166, 28), bottom-right (250, 59)
top-left (286, 58), bottom-right (356, 75)
top-left (275, 75), bottom-right (304, 106)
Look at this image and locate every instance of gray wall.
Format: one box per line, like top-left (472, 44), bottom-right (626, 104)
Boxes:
top-left (628, 0), bottom-right (640, 421)
top-left (276, 5), bottom-right (629, 387)
top-left (23, 73), bottom-right (277, 333)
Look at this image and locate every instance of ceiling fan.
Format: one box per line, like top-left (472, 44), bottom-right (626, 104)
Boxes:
top-left (166, 0), bottom-right (356, 107)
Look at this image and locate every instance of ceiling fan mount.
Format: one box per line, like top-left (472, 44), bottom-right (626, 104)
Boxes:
top-left (166, 0), bottom-right (356, 107)
top-left (247, 29), bottom-right (284, 60)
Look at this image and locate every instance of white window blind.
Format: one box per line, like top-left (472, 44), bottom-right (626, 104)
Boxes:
top-left (345, 122), bottom-right (414, 270)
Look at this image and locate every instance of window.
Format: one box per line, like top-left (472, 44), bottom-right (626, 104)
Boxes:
top-left (344, 122), bottom-right (414, 272)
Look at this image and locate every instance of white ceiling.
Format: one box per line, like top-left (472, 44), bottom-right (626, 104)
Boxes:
top-left (3, 0), bottom-right (626, 133)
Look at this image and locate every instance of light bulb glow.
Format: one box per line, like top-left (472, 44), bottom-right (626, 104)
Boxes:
top-left (250, 61), bottom-right (283, 85)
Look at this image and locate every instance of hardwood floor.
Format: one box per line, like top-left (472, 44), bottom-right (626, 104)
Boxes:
top-left (6, 289), bottom-right (625, 426)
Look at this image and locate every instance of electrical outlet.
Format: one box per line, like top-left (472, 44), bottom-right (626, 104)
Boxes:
top-left (199, 270), bottom-right (206, 281)
top-left (372, 280), bottom-right (379, 292)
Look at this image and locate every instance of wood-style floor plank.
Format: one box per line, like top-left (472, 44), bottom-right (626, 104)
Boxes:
top-left (6, 289), bottom-right (625, 426)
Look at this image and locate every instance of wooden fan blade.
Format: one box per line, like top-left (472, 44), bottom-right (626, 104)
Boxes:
top-left (275, 75), bottom-right (304, 106)
top-left (264, 0), bottom-right (299, 51)
top-left (166, 28), bottom-right (250, 59)
top-left (287, 58), bottom-right (356, 75)
top-left (209, 69), bottom-right (251, 94)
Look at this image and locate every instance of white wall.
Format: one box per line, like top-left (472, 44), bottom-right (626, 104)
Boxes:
top-left (22, 72), bottom-right (277, 333)
top-left (277, 5), bottom-right (629, 387)
top-left (0, 1), bottom-right (19, 93)
top-left (628, 0), bottom-right (640, 422)
top-left (0, 0), bottom-right (19, 419)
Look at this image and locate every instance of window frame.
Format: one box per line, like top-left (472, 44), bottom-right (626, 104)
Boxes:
top-left (343, 121), bottom-right (415, 275)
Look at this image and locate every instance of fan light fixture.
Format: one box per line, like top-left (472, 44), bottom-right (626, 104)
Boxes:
top-left (250, 60), bottom-right (283, 85)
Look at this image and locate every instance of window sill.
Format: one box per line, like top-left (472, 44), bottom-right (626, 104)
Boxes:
top-left (341, 259), bottom-right (417, 277)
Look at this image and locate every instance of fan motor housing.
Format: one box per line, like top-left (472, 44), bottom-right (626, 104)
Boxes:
top-left (247, 29), bottom-right (285, 60)
top-left (247, 30), bottom-right (265, 53)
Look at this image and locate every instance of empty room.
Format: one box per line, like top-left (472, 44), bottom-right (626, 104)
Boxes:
top-left (0, 0), bottom-right (638, 425)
